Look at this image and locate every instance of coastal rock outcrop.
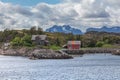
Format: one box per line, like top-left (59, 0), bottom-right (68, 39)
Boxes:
top-left (29, 49), bottom-right (72, 59)
top-left (113, 50), bottom-right (120, 55)
top-left (0, 48), bottom-right (72, 59)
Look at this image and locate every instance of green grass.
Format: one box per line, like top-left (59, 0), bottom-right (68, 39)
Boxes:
top-left (49, 45), bottom-right (62, 50)
top-left (102, 44), bottom-right (113, 48)
top-left (81, 44), bottom-right (119, 49)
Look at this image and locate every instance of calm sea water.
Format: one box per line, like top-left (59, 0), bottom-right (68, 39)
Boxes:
top-left (0, 54), bottom-right (120, 80)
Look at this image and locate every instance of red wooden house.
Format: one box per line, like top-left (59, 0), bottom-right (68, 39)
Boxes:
top-left (67, 41), bottom-right (81, 50)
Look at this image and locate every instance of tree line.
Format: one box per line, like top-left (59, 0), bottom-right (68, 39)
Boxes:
top-left (0, 27), bottom-right (120, 48)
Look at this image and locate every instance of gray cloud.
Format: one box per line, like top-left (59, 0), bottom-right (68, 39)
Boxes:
top-left (83, 10), bottom-right (110, 18)
top-left (0, 0), bottom-right (120, 32)
top-left (13, 6), bottom-right (33, 16)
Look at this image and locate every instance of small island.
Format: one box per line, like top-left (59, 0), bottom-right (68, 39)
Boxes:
top-left (0, 27), bottom-right (120, 59)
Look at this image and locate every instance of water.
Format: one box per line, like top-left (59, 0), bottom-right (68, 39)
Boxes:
top-left (0, 54), bottom-right (120, 80)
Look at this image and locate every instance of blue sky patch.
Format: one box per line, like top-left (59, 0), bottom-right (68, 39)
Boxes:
top-left (1, 0), bottom-right (60, 6)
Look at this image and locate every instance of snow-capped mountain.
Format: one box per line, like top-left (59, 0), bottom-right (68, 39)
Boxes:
top-left (86, 26), bottom-right (120, 33)
top-left (46, 25), bottom-right (83, 35)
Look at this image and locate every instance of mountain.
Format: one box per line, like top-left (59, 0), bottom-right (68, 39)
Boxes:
top-left (46, 25), bottom-right (83, 35)
top-left (86, 26), bottom-right (120, 33)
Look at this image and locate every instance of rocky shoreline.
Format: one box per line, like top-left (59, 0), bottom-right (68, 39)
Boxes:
top-left (0, 48), bottom-right (72, 59)
top-left (0, 48), bottom-right (120, 60)
top-left (63, 48), bottom-right (120, 55)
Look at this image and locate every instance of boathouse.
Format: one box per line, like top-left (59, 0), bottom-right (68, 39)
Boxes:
top-left (67, 41), bottom-right (81, 50)
top-left (31, 35), bottom-right (49, 46)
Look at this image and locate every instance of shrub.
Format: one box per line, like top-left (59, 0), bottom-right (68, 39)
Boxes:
top-left (21, 35), bottom-right (32, 47)
top-left (96, 41), bottom-right (105, 47)
top-left (11, 37), bottom-right (22, 46)
top-left (11, 35), bottom-right (32, 47)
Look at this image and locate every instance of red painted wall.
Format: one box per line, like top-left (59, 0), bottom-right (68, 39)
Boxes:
top-left (68, 44), bottom-right (80, 50)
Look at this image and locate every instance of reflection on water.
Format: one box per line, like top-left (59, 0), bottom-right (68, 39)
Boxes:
top-left (0, 54), bottom-right (120, 80)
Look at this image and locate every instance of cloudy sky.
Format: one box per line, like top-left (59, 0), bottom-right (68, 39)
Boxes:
top-left (0, 0), bottom-right (120, 32)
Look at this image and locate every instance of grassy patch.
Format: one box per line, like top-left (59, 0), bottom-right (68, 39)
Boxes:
top-left (49, 45), bottom-right (62, 50)
top-left (102, 44), bottom-right (113, 48)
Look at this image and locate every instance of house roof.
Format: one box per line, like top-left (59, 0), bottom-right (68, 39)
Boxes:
top-left (68, 41), bottom-right (81, 45)
top-left (31, 35), bottom-right (47, 40)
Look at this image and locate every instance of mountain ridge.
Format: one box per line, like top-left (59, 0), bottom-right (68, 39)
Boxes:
top-left (46, 25), bottom-right (120, 34)
top-left (86, 26), bottom-right (120, 33)
top-left (46, 25), bottom-right (83, 35)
